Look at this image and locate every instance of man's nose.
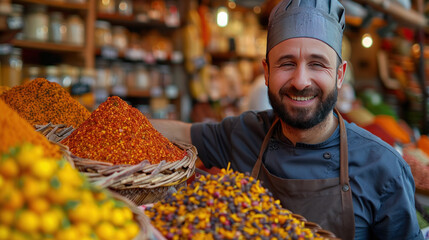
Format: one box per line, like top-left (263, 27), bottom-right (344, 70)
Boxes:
top-left (290, 65), bottom-right (311, 90)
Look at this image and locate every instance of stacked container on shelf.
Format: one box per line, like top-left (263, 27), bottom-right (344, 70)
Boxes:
top-left (22, 4), bottom-right (85, 46)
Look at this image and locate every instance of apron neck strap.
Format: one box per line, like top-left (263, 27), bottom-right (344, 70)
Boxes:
top-left (251, 117), bottom-right (279, 178)
top-left (335, 108), bottom-right (349, 187)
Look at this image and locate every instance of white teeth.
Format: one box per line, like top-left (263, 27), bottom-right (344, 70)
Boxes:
top-left (290, 96), bottom-right (315, 101)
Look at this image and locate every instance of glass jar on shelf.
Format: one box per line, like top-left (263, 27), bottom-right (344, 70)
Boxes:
top-left (95, 59), bottom-right (112, 89)
top-left (135, 64), bottom-right (150, 90)
top-left (110, 61), bottom-right (127, 97)
top-left (66, 15), bottom-right (84, 45)
top-left (73, 68), bottom-right (96, 111)
top-left (94, 59), bottom-right (111, 107)
top-left (0, 44), bottom-right (9, 86)
top-left (23, 4), bottom-right (49, 41)
top-left (165, 0), bottom-right (180, 27)
top-left (117, 0), bottom-right (132, 16)
top-left (1, 47), bottom-right (22, 88)
top-left (59, 64), bottom-right (79, 92)
top-left (49, 11), bottom-right (67, 43)
top-left (97, 0), bottom-right (115, 14)
top-left (23, 65), bottom-right (41, 83)
top-left (95, 20), bottom-right (112, 48)
top-left (112, 26), bottom-right (128, 54)
top-left (45, 65), bottom-right (61, 85)
top-left (8, 4), bottom-right (24, 30)
top-left (0, 0), bottom-right (12, 15)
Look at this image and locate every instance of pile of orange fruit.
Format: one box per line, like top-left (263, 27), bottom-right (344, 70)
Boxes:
top-left (0, 143), bottom-right (140, 240)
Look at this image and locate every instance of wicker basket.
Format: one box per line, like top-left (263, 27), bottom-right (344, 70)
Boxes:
top-left (110, 190), bottom-right (155, 240)
top-left (35, 123), bottom-right (198, 206)
top-left (292, 213), bottom-right (340, 239)
top-left (72, 141), bottom-right (197, 205)
top-left (35, 123), bottom-right (74, 143)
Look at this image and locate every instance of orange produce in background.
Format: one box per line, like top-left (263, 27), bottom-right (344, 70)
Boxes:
top-left (373, 115), bottom-right (411, 144)
top-left (417, 135), bottom-right (429, 156)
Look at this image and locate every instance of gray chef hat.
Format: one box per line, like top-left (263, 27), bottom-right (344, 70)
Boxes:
top-left (267, 0), bottom-right (345, 60)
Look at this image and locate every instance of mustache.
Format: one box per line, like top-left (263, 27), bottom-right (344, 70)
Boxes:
top-left (279, 86), bottom-right (321, 97)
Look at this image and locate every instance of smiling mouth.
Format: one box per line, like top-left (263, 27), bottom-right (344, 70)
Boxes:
top-left (289, 95), bottom-right (316, 101)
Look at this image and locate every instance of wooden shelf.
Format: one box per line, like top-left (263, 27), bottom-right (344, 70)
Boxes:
top-left (12, 0), bottom-right (89, 10)
top-left (345, 15), bottom-right (386, 28)
top-left (351, 0), bottom-right (427, 28)
top-left (210, 52), bottom-right (260, 62)
top-left (125, 89), bottom-right (151, 97)
top-left (9, 0), bottom-right (95, 68)
top-left (11, 39), bottom-right (84, 52)
top-left (97, 13), bottom-right (179, 29)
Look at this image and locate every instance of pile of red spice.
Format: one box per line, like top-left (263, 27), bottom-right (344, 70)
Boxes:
top-left (61, 96), bottom-right (187, 165)
top-left (0, 78), bottom-right (91, 128)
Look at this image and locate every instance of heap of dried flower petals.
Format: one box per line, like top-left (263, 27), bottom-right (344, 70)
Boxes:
top-left (145, 166), bottom-right (327, 240)
top-left (0, 78), bottom-right (90, 128)
top-left (62, 96), bottom-right (186, 165)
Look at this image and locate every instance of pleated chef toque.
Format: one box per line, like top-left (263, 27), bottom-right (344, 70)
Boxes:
top-left (267, 0), bottom-right (346, 60)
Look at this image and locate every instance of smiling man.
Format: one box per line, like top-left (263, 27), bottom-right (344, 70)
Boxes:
top-left (150, 0), bottom-right (423, 239)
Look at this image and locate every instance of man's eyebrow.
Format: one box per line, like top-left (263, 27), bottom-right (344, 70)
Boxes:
top-left (309, 54), bottom-right (330, 64)
top-left (275, 54), bottom-right (330, 64)
top-left (275, 54), bottom-right (295, 64)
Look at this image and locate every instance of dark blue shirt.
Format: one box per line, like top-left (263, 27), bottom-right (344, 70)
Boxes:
top-left (191, 110), bottom-right (423, 240)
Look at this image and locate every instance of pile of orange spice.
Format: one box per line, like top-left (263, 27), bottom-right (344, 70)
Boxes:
top-left (62, 96), bottom-right (186, 165)
top-left (0, 86), bottom-right (10, 94)
top-left (0, 78), bottom-right (90, 128)
top-left (0, 99), bottom-right (61, 158)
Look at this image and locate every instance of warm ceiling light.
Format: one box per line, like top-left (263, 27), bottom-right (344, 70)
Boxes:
top-left (217, 7), bottom-right (228, 27)
top-left (361, 33), bottom-right (373, 48)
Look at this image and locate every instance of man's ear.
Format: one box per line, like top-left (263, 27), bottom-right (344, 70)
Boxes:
top-left (337, 60), bottom-right (347, 88)
top-left (262, 58), bottom-right (269, 87)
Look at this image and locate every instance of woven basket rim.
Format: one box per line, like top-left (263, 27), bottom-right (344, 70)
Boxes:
top-left (72, 141), bottom-right (197, 189)
top-left (35, 123), bottom-right (197, 189)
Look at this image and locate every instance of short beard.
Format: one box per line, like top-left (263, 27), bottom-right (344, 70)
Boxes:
top-left (268, 85), bottom-right (338, 130)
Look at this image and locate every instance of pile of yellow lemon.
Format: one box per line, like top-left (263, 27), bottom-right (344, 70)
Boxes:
top-left (0, 143), bottom-right (140, 240)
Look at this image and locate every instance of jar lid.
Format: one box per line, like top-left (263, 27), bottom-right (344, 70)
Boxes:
top-left (0, 44), bottom-right (12, 55)
top-left (26, 4), bottom-right (47, 13)
top-left (45, 65), bottom-right (60, 75)
top-left (112, 25), bottom-right (127, 33)
top-left (27, 66), bottom-right (41, 75)
top-left (11, 47), bottom-right (22, 55)
top-left (81, 68), bottom-right (95, 77)
top-left (50, 11), bottom-right (64, 19)
top-left (11, 4), bottom-right (23, 13)
top-left (67, 14), bottom-right (82, 21)
top-left (95, 20), bottom-right (111, 29)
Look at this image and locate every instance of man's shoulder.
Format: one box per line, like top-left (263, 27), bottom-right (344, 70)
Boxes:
top-left (345, 121), bottom-right (410, 179)
top-left (345, 121), bottom-right (401, 157)
top-left (232, 110), bottom-right (275, 130)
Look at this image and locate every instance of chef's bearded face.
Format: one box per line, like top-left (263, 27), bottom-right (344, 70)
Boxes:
top-left (268, 81), bottom-right (338, 130)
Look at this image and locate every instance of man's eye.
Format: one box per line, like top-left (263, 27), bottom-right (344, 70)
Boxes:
top-left (280, 62), bottom-right (295, 67)
top-left (310, 62), bottom-right (324, 67)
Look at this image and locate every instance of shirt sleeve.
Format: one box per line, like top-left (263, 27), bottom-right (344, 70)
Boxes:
top-left (190, 111), bottom-right (270, 172)
top-left (371, 163), bottom-right (423, 240)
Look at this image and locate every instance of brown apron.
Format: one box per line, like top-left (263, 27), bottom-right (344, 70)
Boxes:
top-left (251, 109), bottom-right (355, 240)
